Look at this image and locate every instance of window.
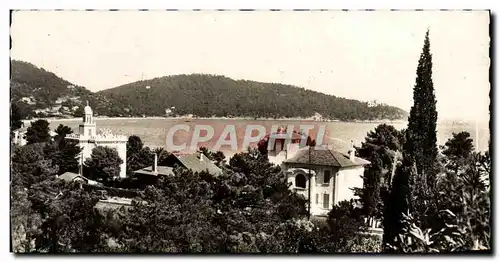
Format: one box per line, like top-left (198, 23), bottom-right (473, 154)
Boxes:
top-left (315, 194), bottom-right (319, 204)
top-left (295, 173), bottom-right (306, 189)
top-left (323, 194), bottom-right (330, 209)
top-left (324, 170), bottom-right (331, 184)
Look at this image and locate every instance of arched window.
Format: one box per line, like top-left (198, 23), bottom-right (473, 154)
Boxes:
top-left (295, 173), bottom-right (307, 188)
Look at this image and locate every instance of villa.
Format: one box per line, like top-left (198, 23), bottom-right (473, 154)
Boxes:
top-left (265, 130), bottom-right (370, 216)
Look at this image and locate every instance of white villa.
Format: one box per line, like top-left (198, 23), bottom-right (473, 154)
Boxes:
top-left (65, 102), bottom-right (128, 178)
top-left (267, 131), bottom-right (370, 216)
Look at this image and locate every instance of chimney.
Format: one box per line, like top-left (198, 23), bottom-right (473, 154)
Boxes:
top-left (349, 140), bottom-right (355, 161)
top-left (153, 153), bottom-right (158, 173)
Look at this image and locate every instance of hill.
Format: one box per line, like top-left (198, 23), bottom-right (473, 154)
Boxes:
top-left (10, 60), bottom-right (121, 118)
top-left (99, 74), bottom-right (408, 120)
top-left (10, 60), bottom-right (408, 121)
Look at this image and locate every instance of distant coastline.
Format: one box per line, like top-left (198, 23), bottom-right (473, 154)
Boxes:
top-left (25, 116), bottom-right (410, 125)
top-left (23, 115), bottom-right (487, 127)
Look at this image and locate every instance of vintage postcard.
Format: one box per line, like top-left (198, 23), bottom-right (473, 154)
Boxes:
top-left (9, 10), bottom-right (491, 254)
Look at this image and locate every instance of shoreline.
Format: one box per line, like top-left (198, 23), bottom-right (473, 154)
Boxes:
top-left (23, 116), bottom-right (484, 126)
top-left (27, 116), bottom-right (409, 125)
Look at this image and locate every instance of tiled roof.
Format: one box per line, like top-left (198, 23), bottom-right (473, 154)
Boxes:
top-left (58, 172), bottom-right (88, 182)
top-left (134, 166), bottom-right (174, 176)
top-left (177, 153), bottom-right (222, 176)
top-left (283, 147), bottom-right (370, 168)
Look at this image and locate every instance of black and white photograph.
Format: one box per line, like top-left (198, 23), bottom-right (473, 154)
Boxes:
top-left (9, 9), bottom-right (491, 254)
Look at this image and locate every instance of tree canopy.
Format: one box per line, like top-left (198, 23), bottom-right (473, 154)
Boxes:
top-left (84, 146), bottom-right (123, 182)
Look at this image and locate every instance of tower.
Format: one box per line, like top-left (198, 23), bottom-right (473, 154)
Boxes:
top-left (66, 101), bottom-right (128, 178)
top-left (79, 100), bottom-right (96, 138)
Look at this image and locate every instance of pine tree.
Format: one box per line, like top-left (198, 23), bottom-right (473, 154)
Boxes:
top-left (404, 30), bottom-right (438, 184)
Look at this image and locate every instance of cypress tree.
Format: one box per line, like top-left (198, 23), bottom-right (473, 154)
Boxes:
top-left (404, 30), bottom-right (438, 185)
top-left (383, 30), bottom-right (439, 250)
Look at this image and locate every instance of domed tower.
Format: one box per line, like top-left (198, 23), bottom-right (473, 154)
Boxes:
top-left (79, 101), bottom-right (96, 138)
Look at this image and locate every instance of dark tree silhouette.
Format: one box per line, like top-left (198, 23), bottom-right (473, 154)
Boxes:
top-left (384, 31), bottom-right (438, 251)
top-left (54, 124), bottom-right (73, 144)
top-left (404, 30), bottom-right (438, 184)
top-left (127, 135), bottom-right (144, 156)
top-left (442, 131), bottom-right (475, 175)
top-left (84, 146), bottom-right (123, 182)
top-left (11, 103), bottom-right (23, 131)
top-left (25, 119), bottom-right (51, 144)
top-left (355, 124), bottom-right (405, 218)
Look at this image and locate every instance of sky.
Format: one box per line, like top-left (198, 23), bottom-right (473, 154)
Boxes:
top-left (10, 10), bottom-right (490, 121)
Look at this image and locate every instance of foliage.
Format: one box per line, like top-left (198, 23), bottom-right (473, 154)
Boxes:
top-left (11, 143), bottom-right (59, 188)
top-left (11, 103), bottom-right (23, 131)
top-left (126, 135), bottom-right (143, 157)
top-left (111, 149), bottom-right (312, 253)
top-left (386, 211), bottom-right (467, 253)
top-left (324, 200), bottom-right (367, 251)
top-left (11, 182), bottom-right (42, 253)
top-left (25, 119), bottom-right (51, 144)
top-left (404, 30), bottom-right (438, 182)
top-left (27, 179), bottom-right (106, 252)
top-left (126, 135), bottom-right (171, 172)
top-left (84, 146), bottom-right (123, 182)
top-left (197, 147), bottom-right (226, 167)
top-left (441, 131), bottom-right (474, 174)
top-left (53, 124), bottom-right (73, 144)
top-left (43, 126), bottom-right (82, 175)
top-left (384, 31), bottom-right (441, 250)
top-left (10, 60), bottom-right (112, 119)
top-left (355, 124), bottom-right (405, 218)
top-left (382, 163), bottom-right (410, 250)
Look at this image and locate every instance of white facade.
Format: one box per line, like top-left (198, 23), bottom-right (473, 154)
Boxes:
top-left (66, 102), bottom-right (128, 178)
top-left (283, 165), bottom-right (365, 216)
top-left (12, 130), bottom-right (27, 146)
top-left (270, 140), bottom-right (368, 217)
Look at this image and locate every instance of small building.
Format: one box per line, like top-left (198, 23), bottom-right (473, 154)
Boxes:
top-left (133, 153), bottom-right (175, 177)
top-left (134, 151), bottom-right (222, 180)
top-left (56, 171), bottom-right (102, 186)
top-left (95, 197), bottom-right (134, 213)
top-left (12, 126), bottom-right (28, 146)
top-left (163, 152), bottom-right (222, 176)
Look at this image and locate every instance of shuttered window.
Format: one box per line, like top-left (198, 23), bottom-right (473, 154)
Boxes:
top-left (323, 194), bottom-right (330, 209)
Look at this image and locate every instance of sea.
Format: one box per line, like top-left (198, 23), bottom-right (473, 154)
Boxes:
top-left (46, 118), bottom-right (490, 159)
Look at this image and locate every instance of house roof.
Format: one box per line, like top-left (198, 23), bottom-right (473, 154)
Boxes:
top-left (283, 147), bottom-right (370, 168)
top-left (176, 153), bottom-right (222, 176)
top-left (134, 166), bottom-right (175, 177)
top-left (58, 172), bottom-right (88, 182)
